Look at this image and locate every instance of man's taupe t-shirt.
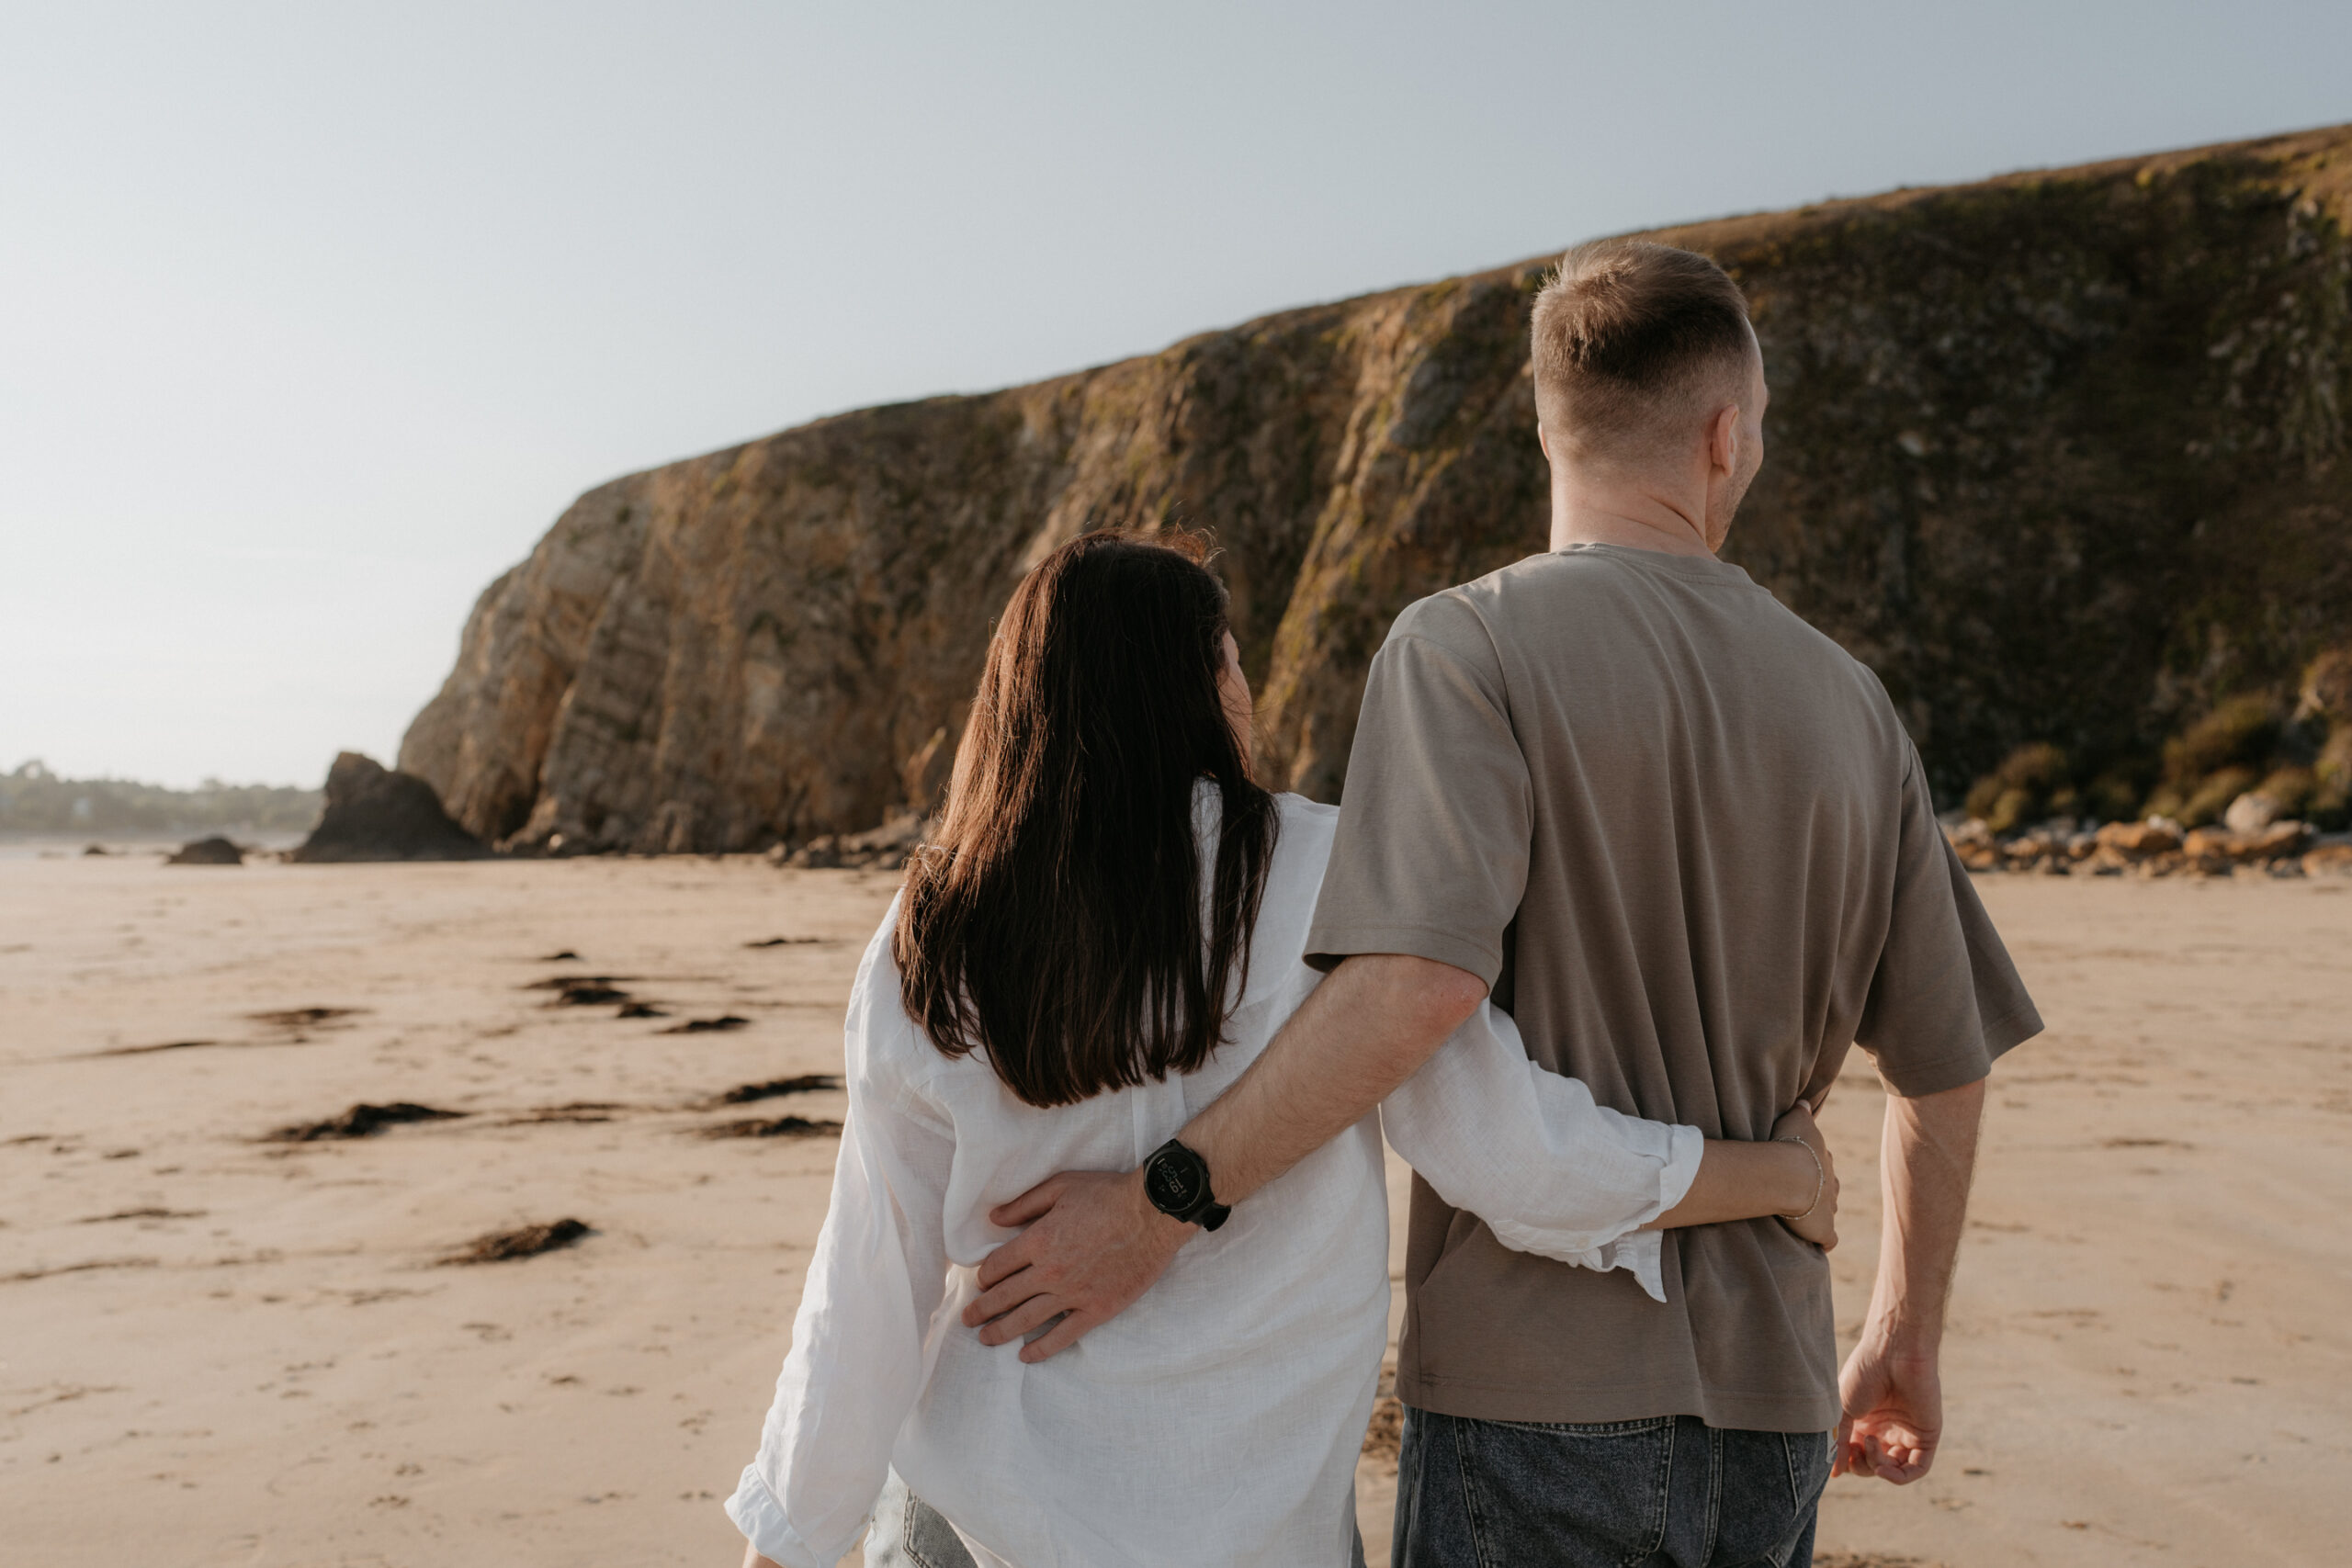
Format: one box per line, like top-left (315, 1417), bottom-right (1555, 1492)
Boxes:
top-left (1306, 543), bottom-right (2041, 1432)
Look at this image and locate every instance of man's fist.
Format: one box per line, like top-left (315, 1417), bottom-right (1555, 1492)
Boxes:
top-left (1835, 1342), bottom-right (1943, 1483)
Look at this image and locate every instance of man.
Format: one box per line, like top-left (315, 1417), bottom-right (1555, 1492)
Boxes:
top-left (965, 240), bottom-right (2041, 1565)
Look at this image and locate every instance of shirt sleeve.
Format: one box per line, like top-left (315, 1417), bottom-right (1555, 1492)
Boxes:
top-left (726, 925), bottom-right (956, 1568)
top-left (1381, 999), bottom-right (1702, 1303)
top-left (1855, 746), bottom-right (2045, 1097)
top-left (1306, 609), bottom-right (1532, 985)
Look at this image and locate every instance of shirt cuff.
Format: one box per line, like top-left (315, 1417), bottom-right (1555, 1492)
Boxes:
top-left (1482, 1123), bottom-right (1702, 1304)
top-left (724, 1465), bottom-right (836, 1568)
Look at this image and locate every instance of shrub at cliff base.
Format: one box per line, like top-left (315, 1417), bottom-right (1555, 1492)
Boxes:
top-left (1963, 641), bottom-right (2352, 837)
top-left (2315, 741), bottom-right (2352, 829)
top-left (2300, 647), bottom-right (2352, 829)
top-left (1962, 744), bottom-right (2075, 835)
top-left (2143, 696), bottom-right (2281, 827)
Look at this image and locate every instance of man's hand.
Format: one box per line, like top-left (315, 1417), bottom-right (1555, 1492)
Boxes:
top-left (962, 955), bottom-right (1485, 1364)
top-left (740, 1543), bottom-right (783, 1568)
top-left (1770, 1099), bottom-right (1839, 1250)
top-left (961, 1169), bottom-right (1193, 1362)
top-left (1834, 1340), bottom-right (1942, 1483)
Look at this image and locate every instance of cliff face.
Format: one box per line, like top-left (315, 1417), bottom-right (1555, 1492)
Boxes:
top-left (403, 126), bottom-right (2352, 852)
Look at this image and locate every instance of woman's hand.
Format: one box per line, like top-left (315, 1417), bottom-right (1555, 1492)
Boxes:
top-left (1770, 1097), bottom-right (1839, 1249)
top-left (740, 1543), bottom-right (785, 1568)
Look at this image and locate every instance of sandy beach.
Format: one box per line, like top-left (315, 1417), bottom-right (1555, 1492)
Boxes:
top-left (3, 852), bottom-right (2346, 1567)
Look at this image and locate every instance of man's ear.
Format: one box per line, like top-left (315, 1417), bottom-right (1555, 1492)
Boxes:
top-left (1538, 423), bottom-right (1553, 463)
top-left (1709, 403), bottom-right (1741, 476)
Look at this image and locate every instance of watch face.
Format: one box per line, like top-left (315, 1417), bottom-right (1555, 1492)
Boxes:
top-left (1146, 1148), bottom-right (1204, 1212)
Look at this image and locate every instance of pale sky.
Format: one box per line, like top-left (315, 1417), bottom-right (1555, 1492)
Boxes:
top-left (6, 1), bottom-right (2346, 787)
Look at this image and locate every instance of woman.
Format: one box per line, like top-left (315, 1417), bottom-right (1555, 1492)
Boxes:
top-left (728, 532), bottom-right (1833, 1568)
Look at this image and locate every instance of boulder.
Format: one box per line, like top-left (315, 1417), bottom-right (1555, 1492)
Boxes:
top-left (166, 836), bottom-right (243, 866)
top-left (2304, 842), bottom-right (2352, 876)
top-left (2095, 819), bottom-right (2183, 857)
top-left (1942, 818), bottom-right (1994, 851)
top-left (1954, 842), bottom-right (2002, 873)
top-left (2000, 836), bottom-right (2050, 867)
top-left (2180, 827), bottom-right (2237, 871)
top-left (2181, 821), bottom-right (2313, 865)
top-left (781, 810), bottom-right (930, 872)
top-left (1950, 834), bottom-right (2001, 872)
top-left (2244, 821), bottom-right (2316, 860)
top-left (289, 752), bottom-right (492, 863)
top-left (2222, 791), bottom-right (2283, 833)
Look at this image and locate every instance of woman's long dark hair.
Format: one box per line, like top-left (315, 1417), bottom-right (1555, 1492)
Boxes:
top-left (895, 530), bottom-right (1279, 1108)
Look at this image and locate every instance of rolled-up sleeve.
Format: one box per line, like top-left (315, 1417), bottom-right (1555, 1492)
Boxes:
top-left (1382, 1001), bottom-right (1702, 1303)
top-left (726, 928), bottom-right (956, 1567)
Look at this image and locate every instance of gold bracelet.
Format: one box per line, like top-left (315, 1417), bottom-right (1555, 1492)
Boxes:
top-left (1775, 1136), bottom-right (1825, 1220)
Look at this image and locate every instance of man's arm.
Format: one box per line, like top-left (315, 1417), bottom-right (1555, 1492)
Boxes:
top-left (964, 953), bottom-right (1475, 1358)
top-left (1835, 1075), bottom-right (1984, 1483)
top-left (964, 953), bottom-right (1838, 1359)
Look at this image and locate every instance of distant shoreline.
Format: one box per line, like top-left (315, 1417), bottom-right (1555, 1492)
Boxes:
top-left (0, 830), bottom-right (311, 862)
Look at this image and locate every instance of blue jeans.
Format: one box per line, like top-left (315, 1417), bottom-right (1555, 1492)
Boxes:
top-left (865, 1468), bottom-right (1370, 1567)
top-left (1393, 1408), bottom-right (1829, 1568)
top-left (865, 1471), bottom-right (978, 1568)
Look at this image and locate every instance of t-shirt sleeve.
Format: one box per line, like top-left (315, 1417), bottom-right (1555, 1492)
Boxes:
top-left (1304, 609), bottom-right (1531, 987)
top-left (1855, 746), bottom-right (2044, 1096)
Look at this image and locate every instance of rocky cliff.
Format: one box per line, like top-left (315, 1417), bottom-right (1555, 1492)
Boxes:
top-left (402, 125), bottom-right (2352, 853)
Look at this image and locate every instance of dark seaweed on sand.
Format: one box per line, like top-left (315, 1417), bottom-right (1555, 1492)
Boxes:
top-left (249, 1007), bottom-right (363, 1031)
top-left (441, 1218), bottom-right (592, 1265)
top-left (698, 1115), bottom-right (842, 1140)
top-left (709, 1074), bottom-right (840, 1105)
top-left (267, 1103), bottom-right (466, 1142)
top-left (499, 1103), bottom-right (623, 1125)
top-left (524, 975), bottom-right (642, 1007)
top-left (89, 1038), bottom-right (218, 1057)
top-left (662, 1015), bottom-right (751, 1034)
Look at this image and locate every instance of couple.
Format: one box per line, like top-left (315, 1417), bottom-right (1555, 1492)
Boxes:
top-left (727, 241), bottom-right (2041, 1568)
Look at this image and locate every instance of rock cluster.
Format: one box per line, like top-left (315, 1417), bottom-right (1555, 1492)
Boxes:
top-left (1945, 800), bottom-right (2351, 878)
top-left (165, 836), bottom-right (243, 865)
top-left (290, 752), bottom-right (492, 863)
top-left (401, 126), bottom-right (2352, 853)
top-left (767, 810), bottom-right (930, 872)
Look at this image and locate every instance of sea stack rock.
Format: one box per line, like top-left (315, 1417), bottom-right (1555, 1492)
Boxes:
top-left (166, 836), bottom-right (243, 865)
top-left (290, 752), bottom-right (492, 863)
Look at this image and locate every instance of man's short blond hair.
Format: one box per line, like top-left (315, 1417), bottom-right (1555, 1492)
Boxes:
top-left (1531, 240), bottom-right (1755, 463)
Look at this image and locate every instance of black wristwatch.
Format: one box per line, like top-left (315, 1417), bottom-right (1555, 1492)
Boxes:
top-left (1142, 1138), bottom-right (1230, 1232)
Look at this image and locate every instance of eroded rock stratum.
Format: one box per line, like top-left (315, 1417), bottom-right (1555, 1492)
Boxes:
top-left (402, 126), bottom-right (2352, 853)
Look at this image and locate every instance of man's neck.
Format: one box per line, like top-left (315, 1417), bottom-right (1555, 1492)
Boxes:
top-left (1546, 472), bottom-right (1718, 559)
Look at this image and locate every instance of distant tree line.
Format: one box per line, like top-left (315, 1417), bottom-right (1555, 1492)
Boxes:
top-left (0, 760), bottom-right (322, 836)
